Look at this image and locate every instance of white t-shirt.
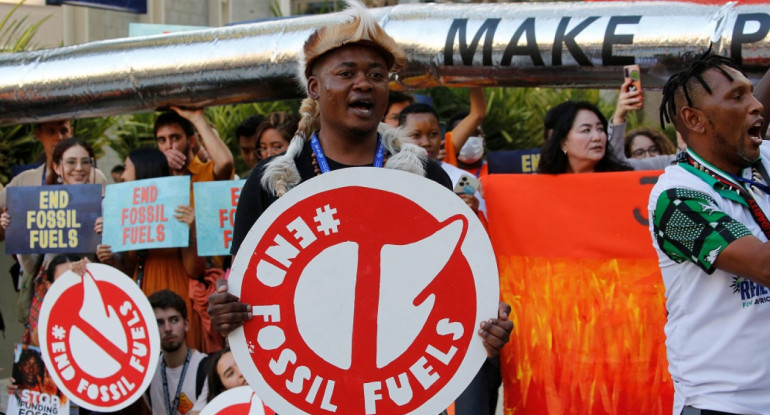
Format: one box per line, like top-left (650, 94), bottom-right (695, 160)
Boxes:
top-left (648, 144), bottom-right (770, 415)
top-left (145, 349), bottom-right (209, 415)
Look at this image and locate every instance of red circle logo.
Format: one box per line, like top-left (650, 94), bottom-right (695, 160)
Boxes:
top-left (38, 263), bottom-right (160, 412)
top-left (229, 168), bottom-right (498, 414)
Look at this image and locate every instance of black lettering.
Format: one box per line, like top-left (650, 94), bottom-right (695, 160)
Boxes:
top-left (731, 13), bottom-right (770, 65)
top-left (633, 176), bottom-right (659, 226)
top-left (444, 18), bottom-right (500, 66)
top-left (553, 16), bottom-right (599, 66)
top-left (501, 17), bottom-right (544, 66)
top-left (602, 15), bottom-right (641, 65)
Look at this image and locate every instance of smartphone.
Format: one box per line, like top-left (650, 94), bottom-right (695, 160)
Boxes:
top-left (454, 174), bottom-right (480, 195)
top-left (624, 64), bottom-right (642, 93)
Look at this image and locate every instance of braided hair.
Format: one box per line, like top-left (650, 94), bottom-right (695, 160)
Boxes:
top-left (659, 50), bottom-right (744, 130)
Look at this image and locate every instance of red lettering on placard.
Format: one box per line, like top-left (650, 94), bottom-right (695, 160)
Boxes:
top-left (231, 187), bottom-right (241, 206)
top-left (224, 230), bottom-right (233, 249)
top-left (132, 186), bottom-right (158, 204)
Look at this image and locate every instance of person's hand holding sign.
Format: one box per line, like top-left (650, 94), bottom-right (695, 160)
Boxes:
top-left (1, 209), bottom-right (9, 230)
top-left (174, 204), bottom-right (195, 226)
top-left (96, 244), bottom-right (115, 266)
top-left (94, 217), bottom-right (103, 234)
top-left (208, 278), bottom-right (252, 336)
top-left (479, 302), bottom-right (513, 357)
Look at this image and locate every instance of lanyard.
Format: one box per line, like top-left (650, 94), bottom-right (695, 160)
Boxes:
top-left (310, 132), bottom-right (386, 174)
top-left (41, 164), bottom-right (46, 185)
top-left (472, 162), bottom-right (485, 178)
top-left (161, 349), bottom-right (191, 415)
top-left (681, 151), bottom-right (770, 239)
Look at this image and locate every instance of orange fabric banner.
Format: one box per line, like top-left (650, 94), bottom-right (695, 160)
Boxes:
top-left (483, 171), bottom-right (673, 415)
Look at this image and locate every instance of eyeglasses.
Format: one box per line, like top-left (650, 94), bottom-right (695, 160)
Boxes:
top-left (631, 146), bottom-right (661, 159)
top-left (62, 158), bottom-right (93, 168)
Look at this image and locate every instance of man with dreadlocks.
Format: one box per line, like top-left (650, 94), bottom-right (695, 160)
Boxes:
top-left (208, 0), bottom-right (513, 406)
top-left (651, 51), bottom-right (770, 415)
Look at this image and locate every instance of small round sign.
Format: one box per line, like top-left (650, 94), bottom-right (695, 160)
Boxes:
top-left (200, 386), bottom-right (273, 415)
top-left (38, 263), bottom-right (160, 412)
top-left (229, 167), bottom-right (499, 414)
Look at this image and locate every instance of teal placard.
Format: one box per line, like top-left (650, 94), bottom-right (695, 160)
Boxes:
top-left (102, 176), bottom-right (190, 252)
top-left (193, 179), bottom-right (245, 256)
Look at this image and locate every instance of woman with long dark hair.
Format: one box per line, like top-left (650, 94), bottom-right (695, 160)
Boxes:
top-left (538, 101), bottom-right (632, 174)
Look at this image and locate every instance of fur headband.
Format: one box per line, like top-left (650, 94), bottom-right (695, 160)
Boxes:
top-left (296, 0), bottom-right (407, 93)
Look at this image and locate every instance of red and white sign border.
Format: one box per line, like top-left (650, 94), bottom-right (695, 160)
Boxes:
top-left (200, 385), bottom-right (268, 415)
top-left (229, 167), bottom-right (499, 415)
top-left (38, 263), bottom-right (160, 412)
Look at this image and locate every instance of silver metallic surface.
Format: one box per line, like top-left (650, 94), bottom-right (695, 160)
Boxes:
top-left (0, 2), bottom-right (769, 125)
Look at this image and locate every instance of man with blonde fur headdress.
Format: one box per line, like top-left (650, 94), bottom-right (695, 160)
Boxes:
top-left (208, 0), bottom-right (513, 405)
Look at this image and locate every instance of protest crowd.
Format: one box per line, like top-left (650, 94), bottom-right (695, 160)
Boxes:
top-left (2, 0), bottom-right (770, 414)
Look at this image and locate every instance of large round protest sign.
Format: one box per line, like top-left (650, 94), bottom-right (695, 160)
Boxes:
top-left (38, 263), bottom-right (160, 411)
top-left (200, 386), bottom-right (274, 415)
top-left (229, 167), bottom-right (499, 414)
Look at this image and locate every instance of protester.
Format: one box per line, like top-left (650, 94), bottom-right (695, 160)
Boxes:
top-left (651, 51), bottom-right (770, 414)
top-left (0, 121), bottom-right (107, 240)
top-left (538, 101), bottom-right (632, 174)
top-left (608, 78), bottom-right (679, 170)
top-left (235, 114), bottom-right (266, 173)
top-left (440, 88), bottom-right (487, 170)
top-left (20, 254), bottom-right (84, 347)
top-left (624, 127), bottom-right (676, 159)
top-left (204, 347), bottom-right (245, 402)
top-left (154, 107), bottom-right (234, 187)
top-left (211, 0), bottom-right (512, 385)
top-left (255, 111), bottom-right (297, 159)
top-left (145, 290), bottom-right (209, 415)
top-left (1, 138), bottom-right (103, 345)
top-left (384, 90), bottom-right (414, 127)
top-left (398, 103), bottom-right (487, 220)
top-left (111, 164), bottom-right (125, 183)
top-left (97, 147), bottom-right (206, 351)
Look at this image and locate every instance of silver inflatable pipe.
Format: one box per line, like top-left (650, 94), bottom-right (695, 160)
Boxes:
top-left (0, 1), bottom-right (769, 126)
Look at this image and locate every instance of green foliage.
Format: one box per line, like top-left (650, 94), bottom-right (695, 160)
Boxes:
top-left (0, 1), bottom-right (49, 53)
top-left (206, 100), bottom-right (299, 175)
top-left (0, 124), bottom-right (36, 184)
top-left (73, 117), bottom-right (115, 158)
top-left (106, 113), bottom-right (158, 160)
top-left (0, 1), bottom-right (49, 184)
top-left (270, 0), bottom-right (283, 17)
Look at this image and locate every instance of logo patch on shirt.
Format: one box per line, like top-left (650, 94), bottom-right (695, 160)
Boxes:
top-left (732, 276), bottom-right (770, 308)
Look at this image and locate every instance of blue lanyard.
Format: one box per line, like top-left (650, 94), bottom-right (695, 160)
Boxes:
top-left (472, 162), bottom-right (485, 178)
top-left (161, 349), bottom-right (191, 415)
top-left (310, 132), bottom-right (386, 174)
top-left (731, 173), bottom-right (770, 196)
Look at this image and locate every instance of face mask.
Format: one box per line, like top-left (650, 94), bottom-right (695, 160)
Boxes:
top-left (458, 136), bottom-right (484, 163)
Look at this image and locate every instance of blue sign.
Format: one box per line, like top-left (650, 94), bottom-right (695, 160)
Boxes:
top-left (46, 0), bottom-right (146, 14)
top-left (102, 176), bottom-right (190, 252)
top-left (193, 179), bottom-right (245, 256)
top-left (487, 148), bottom-right (542, 174)
top-left (5, 184), bottom-right (102, 255)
